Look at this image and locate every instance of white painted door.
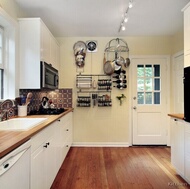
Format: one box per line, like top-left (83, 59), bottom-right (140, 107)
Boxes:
top-left (132, 57), bottom-right (168, 145)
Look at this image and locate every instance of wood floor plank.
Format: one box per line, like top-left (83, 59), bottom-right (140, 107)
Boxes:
top-left (51, 147), bottom-right (190, 189)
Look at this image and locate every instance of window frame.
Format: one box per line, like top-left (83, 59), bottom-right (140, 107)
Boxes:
top-left (0, 7), bottom-right (19, 100)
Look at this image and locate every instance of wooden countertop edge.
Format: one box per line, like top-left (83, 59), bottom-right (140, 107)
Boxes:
top-left (0, 108), bottom-right (74, 158)
top-left (168, 113), bottom-right (184, 120)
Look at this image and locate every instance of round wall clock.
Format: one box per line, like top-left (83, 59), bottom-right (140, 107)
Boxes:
top-left (86, 41), bottom-right (97, 52)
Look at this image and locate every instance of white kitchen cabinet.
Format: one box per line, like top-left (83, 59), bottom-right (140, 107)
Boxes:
top-left (170, 115), bottom-right (190, 183)
top-left (56, 112), bottom-right (73, 168)
top-left (31, 112), bottom-right (73, 189)
top-left (31, 122), bottom-right (57, 189)
top-left (184, 122), bottom-right (190, 183)
top-left (170, 118), bottom-right (184, 176)
top-left (50, 36), bottom-right (59, 70)
top-left (19, 18), bottom-right (60, 89)
top-left (41, 23), bottom-right (51, 64)
top-left (183, 2), bottom-right (190, 67)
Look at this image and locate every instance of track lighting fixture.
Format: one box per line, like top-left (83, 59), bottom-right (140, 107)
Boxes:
top-left (118, 0), bottom-right (133, 32)
top-left (129, 0), bottom-right (133, 8)
top-left (121, 24), bottom-right (126, 31)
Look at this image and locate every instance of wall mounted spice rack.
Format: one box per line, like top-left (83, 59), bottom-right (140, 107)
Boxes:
top-left (77, 96), bottom-right (91, 107)
top-left (76, 92), bottom-right (112, 107)
top-left (76, 74), bottom-right (112, 107)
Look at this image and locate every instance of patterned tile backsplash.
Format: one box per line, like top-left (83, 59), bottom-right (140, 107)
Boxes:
top-left (0, 88), bottom-right (72, 119)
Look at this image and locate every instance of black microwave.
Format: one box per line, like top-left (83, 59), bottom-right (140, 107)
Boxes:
top-left (41, 61), bottom-right (59, 89)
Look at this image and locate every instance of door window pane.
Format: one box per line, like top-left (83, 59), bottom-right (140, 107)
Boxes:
top-left (145, 92), bottom-right (152, 104)
top-left (138, 92), bottom-right (144, 104)
top-left (145, 78), bottom-right (152, 91)
top-left (137, 78), bottom-right (144, 91)
top-left (137, 65), bottom-right (144, 77)
top-left (145, 65), bottom-right (152, 77)
top-left (154, 92), bottom-right (160, 104)
top-left (154, 79), bottom-right (160, 90)
top-left (154, 65), bottom-right (160, 77)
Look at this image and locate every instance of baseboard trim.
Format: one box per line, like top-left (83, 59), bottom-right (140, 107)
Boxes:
top-left (72, 142), bottom-right (130, 147)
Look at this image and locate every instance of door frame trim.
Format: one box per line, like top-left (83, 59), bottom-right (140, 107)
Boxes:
top-left (169, 51), bottom-right (184, 146)
top-left (128, 55), bottom-right (170, 146)
top-left (171, 51), bottom-right (184, 112)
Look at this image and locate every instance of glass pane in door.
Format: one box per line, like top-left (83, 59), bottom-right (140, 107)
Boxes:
top-left (137, 64), bottom-right (161, 105)
top-left (145, 78), bottom-right (152, 91)
top-left (154, 92), bottom-right (160, 104)
top-left (138, 92), bottom-right (144, 104)
top-left (154, 65), bottom-right (160, 77)
top-left (145, 65), bottom-right (152, 77)
top-left (137, 65), bottom-right (144, 77)
top-left (145, 92), bottom-right (152, 104)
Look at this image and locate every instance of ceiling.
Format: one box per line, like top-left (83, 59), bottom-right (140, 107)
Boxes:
top-left (14, 0), bottom-right (190, 37)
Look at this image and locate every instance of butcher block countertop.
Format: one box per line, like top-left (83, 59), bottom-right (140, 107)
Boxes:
top-left (0, 108), bottom-right (73, 159)
top-left (168, 113), bottom-right (184, 120)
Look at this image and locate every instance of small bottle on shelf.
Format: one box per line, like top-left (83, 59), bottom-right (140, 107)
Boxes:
top-left (113, 84), bottom-right (127, 89)
top-left (113, 75), bottom-right (126, 81)
top-left (113, 80), bottom-right (127, 84)
top-left (114, 69), bottom-right (126, 74)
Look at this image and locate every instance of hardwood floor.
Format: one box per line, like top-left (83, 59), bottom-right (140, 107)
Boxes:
top-left (51, 147), bottom-right (190, 189)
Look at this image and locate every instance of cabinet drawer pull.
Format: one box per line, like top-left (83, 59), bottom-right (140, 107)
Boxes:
top-left (57, 119), bottom-right (61, 122)
top-left (66, 129), bottom-right (69, 131)
top-left (43, 142), bottom-right (50, 148)
top-left (174, 119), bottom-right (178, 121)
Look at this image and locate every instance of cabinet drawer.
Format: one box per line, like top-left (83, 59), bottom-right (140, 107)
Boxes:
top-left (60, 112), bottom-right (72, 126)
top-left (31, 123), bottom-right (55, 153)
top-left (62, 135), bottom-right (72, 162)
top-left (59, 112), bottom-right (73, 141)
top-left (61, 123), bottom-right (72, 140)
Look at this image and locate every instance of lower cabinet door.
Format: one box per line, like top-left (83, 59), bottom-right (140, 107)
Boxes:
top-left (31, 144), bottom-right (46, 189)
top-left (45, 136), bottom-right (57, 189)
top-left (31, 136), bottom-right (56, 189)
top-left (185, 124), bottom-right (190, 183)
top-left (185, 156), bottom-right (190, 183)
top-left (170, 118), bottom-right (185, 176)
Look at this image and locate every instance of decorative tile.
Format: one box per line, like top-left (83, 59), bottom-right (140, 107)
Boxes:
top-left (19, 88), bottom-right (73, 111)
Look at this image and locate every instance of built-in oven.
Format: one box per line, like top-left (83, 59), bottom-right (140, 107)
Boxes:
top-left (184, 66), bottom-right (190, 122)
top-left (41, 61), bottom-right (59, 89)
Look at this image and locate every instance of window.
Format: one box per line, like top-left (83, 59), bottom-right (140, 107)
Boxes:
top-left (137, 64), bottom-right (161, 105)
top-left (0, 8), bottom-right (18, 100)
top-left (0, 27), bottom-right (3, 99)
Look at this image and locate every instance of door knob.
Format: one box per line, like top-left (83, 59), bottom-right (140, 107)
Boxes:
top-left (133, 106), bottom-right (137, 110)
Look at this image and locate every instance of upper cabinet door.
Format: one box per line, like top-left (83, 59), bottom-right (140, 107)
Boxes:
top-left (19, 18), bottom-right (60, 89)
top-left (41, 23), bottom-right (51, 63)
top-left (41, 22), bottom-right (59, 70)
top-left (183, 3), bottom-right (190, 67)
top-left (19, 18), bottom-right (41, 89)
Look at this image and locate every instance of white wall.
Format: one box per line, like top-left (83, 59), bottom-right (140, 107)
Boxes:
top-left (0, 0), bottom-right (27, 19)
top-left (57, 36), bottom-right (174, 146)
